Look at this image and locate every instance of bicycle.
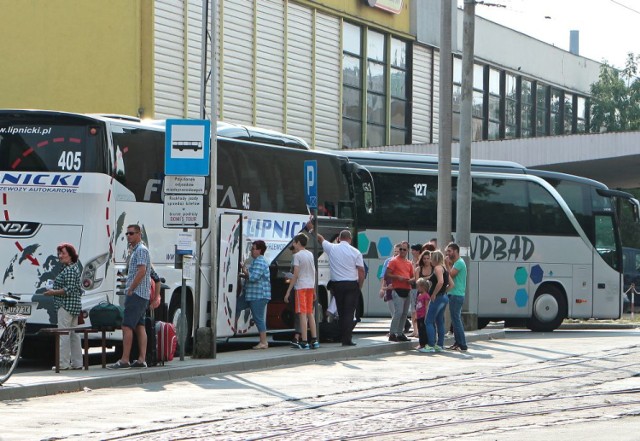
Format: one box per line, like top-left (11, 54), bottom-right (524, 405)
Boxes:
top-left (0, 293), bottom-right (32, 385)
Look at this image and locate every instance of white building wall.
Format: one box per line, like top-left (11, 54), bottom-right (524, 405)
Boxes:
top-left (154, 0), bottom-right (185, 119)
top-left (286, 3), bottom-right (314, 144)
top-left (314, 13), bottom-right (341, 150)
top-left (221, 0), bottom-right (254, 125)
top-left (255, 0), bottom-right (285, 131)
top-left (411, 44), bottom-right (433, 144)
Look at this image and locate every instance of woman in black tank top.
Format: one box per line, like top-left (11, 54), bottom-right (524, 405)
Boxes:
top-left (423, 250), bottom-right (451, 352)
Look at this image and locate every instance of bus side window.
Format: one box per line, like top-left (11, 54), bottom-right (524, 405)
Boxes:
top-left (111, 128), bottom-right (164, 203)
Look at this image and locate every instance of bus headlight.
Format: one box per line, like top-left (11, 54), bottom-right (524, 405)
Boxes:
top-left (81, 253), bottom-right (109, 290)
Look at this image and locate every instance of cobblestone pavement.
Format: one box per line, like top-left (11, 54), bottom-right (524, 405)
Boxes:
top-left (2, 330), bottom-right (639, 441)
top-left (111, 341), bottom-right (640, 441)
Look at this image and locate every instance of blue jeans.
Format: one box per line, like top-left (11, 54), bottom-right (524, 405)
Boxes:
top-left (248, 299), bottom-right (269, 333)
top-left (426, 294), bottom-right (449, 347)
top-left (448, 294), bottom-right (467, 348)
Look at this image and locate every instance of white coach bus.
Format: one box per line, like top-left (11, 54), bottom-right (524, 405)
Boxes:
top-left (0, 110), bottom-right (373, 352)
top-left (342, 150), bottom-right (639, 331)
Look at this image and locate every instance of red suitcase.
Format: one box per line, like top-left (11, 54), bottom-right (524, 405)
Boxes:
top-left (156, 321), bottom-right (177, 363)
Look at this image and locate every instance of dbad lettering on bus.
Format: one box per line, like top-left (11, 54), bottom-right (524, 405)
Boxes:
top-left (470, 235), bottom-right (535, 261)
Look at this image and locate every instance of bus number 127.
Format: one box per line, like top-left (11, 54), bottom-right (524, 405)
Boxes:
top-left (414, 183), bottom-right (427, 197)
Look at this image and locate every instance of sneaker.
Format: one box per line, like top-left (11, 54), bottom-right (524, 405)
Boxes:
top-left (418, 346), bottom-right (435, 353)
top-left (300, 343), bottom-right (310, 350)
top-left (447, 344), bottom-right (460, 350)
top-left (434, 345), bottom-right (444, 352)
top-left (290, 339), bottom-right (301, 349)
top-left (404, 320), bottom-right (412, 333)
top-left (52, 366), bottom-right (70, 371)
top-left (130, 360), bottom-right (148, 368)
top-left (311, 341), bottom-right (320, 349)
top-left (388, 334), bottom-right (398, 342)
top-left (106, 360), bottom-right (131, 370)
top-left (397, 334), bottom-right (410, 342)
top-left (458, 345), bottom-right (468, 352)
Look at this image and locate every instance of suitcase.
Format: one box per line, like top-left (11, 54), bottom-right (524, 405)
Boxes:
top-left (156, 321), bottom-right (177, 362)
top-left (319, 320), bottom-right (342, 343)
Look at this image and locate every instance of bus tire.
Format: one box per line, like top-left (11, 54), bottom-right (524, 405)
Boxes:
top-left (168, 290), bottom-right (194, 352)
top-left (477, 318), bottom-right (490, 330)
top-left (527, 285), bottom-right (567, 332)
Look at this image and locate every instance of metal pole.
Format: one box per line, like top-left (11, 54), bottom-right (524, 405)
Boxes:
top-left (180, 254), bottom-right (188, 361)
top-left (209, 0), bottom-right (219, 358)
top-left (458, 0), bottom-right (475, 326)
top-left (438, 0), bottom-right (453, 249)
top-left (312, 209), bottom-right (319, 340)
top-left (193, 0), bottom-right (209, 359)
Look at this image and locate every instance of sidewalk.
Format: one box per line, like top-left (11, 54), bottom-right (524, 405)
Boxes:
top-left (0, 328), bottom-right (503, 401)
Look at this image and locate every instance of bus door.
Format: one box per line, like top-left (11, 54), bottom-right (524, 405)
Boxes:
top-left (592, 213), bottom-right (623, 318)
top-left (216, 213), bottom-right (246, 337)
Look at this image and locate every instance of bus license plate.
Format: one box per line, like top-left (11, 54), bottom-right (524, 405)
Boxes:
top-left (0, 304), bottom-right (32, 315)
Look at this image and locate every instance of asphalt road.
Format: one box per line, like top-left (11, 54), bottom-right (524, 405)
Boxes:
top-left (2, 328), bottom-right (639, 441)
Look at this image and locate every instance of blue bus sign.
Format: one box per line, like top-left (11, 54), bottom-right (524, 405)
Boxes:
top-left (304, 160), bottom-right (317, 209)
top-left (165, 119), bottom-right (211, 176)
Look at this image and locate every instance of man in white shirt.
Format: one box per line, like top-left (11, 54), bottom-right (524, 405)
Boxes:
top-left (284, 233), bottom-right (319, 349)
top-left (312, 226), bottom-right (365, 346)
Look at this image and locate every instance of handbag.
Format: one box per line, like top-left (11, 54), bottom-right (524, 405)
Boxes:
top-left (89, 301), bottom-right (124, 328)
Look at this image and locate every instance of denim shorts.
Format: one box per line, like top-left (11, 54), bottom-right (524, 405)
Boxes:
top-left (123, 294), bottom-right (148, 329)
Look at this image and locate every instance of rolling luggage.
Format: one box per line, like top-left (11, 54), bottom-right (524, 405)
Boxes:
top-left (156, 321), bottom-right (177, 363)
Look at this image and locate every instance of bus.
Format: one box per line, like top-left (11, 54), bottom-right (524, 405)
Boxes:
top-left (340, 150), bottom-right (639, 331)
top-left (0, 110), bottom-right (374, 352)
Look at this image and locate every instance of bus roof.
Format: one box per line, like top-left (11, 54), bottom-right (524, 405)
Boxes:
top-left (339, 149), bottom-right (614, 190)
top-left (338, 149), bottom-right (526, 172)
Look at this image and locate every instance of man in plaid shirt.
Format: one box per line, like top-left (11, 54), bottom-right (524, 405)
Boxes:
top-left (108, 224), bottom-right (151, 369)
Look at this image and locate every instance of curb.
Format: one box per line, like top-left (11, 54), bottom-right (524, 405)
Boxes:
top-left (0, 329), bottom-right (503, 401)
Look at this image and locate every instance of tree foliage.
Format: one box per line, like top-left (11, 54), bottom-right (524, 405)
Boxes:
top-left (590, 53), bottom-right (640, 133)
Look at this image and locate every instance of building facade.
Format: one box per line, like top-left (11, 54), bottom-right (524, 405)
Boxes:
top-left (0, 0), bottom-right (602, 151)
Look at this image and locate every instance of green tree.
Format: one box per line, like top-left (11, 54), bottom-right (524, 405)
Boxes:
top-left (590, 53), bottom-right (640, 133)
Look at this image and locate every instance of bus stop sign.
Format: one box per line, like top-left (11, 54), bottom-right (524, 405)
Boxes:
top-left (165, 119), bottom-right (211, 176)
top-left (304, 160), bottom-right (317, 209)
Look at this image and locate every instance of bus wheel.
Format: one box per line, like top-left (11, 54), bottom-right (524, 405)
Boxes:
top-left (168, 292), bottom-right (194, 352)
top-left (527, 285), bottom-right (567, 332)
top-left (477, 318), bottom-right (490, 330)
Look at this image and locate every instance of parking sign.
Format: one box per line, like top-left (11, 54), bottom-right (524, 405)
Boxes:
top-left (304, 160), bottom-right (317, 209)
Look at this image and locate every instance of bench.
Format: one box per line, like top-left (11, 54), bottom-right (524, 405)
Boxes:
top-left (38, 326), bottom-right (116, 373)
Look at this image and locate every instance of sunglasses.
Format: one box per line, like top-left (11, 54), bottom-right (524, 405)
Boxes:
top-left (399, 248), bottom-right (407, 251)
top-left (125, 232), bottom-right (137, 236)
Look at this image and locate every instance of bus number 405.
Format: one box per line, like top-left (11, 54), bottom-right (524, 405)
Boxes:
top-left (58, 151), bottom-right (82, 171)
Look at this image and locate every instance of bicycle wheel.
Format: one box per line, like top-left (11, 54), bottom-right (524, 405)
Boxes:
top-left (0, 321), bottom-right (25, 385)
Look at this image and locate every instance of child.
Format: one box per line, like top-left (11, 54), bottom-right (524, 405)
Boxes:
top-left (415, 277), bottom-right (432, 350)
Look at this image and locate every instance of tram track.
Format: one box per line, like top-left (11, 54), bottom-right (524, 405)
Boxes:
top-left (107, 345), bottom-right (640, 441)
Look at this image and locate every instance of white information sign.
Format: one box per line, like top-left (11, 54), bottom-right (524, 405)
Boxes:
top-left (182, 255), bottom-right (194, 280)
top-left (164, 176), bottom-right (206, 195)
top-left (163, 195), bottom-right (206, 228)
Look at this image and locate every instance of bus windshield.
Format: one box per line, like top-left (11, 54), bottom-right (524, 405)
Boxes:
top-left (0, 119), bottom-right (106, 173)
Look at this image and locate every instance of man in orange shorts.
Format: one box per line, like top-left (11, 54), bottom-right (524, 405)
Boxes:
top-left (284, 233), bottom-right (319, 349)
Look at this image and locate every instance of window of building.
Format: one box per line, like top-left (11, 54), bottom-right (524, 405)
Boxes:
top-left (564, 92), bottom-right (573, 134)
top-left (520, 78), bottom-right (533, 138)
top-left (576, 96), bottom-right (587, 133)
top-left (342, 22), bottom-right (362, 149)
top-left (536, 83), bottom-right (548, 136)
top-left (342, 23), bottom-right (409, 148)
top-left (390, 38), bottom-right (407, 145)
top-left (550, 88), bottom-right (563, 135)
top-left (487, 68), bottom-right (501, 140)
top-left (366, 29), bottom-right (386, 147)
top-left (505, 73), bottom-right (517, 138)
top-left (472, 63), bottom-right (484, 140)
